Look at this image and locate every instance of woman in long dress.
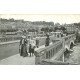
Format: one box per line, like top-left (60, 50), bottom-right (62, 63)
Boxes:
top-left (19, 36), bottom-right (28, 57)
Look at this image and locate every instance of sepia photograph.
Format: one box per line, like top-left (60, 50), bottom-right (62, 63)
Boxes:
top-left (1, 0), bottom-right (80, 80)
top-left (0, 14), bottom-right (80, 65)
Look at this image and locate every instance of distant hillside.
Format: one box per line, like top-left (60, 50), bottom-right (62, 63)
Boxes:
top-left (0, 18), bottom-right (54, 30)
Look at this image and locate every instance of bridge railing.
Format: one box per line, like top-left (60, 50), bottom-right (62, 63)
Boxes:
top-left (34, 34), bottom-right (76, 65)
top-left (62, 34), bottom-right (76, 49)
top-left (34, 40), bottom-right (64, 64)
top-left (40, 59), bottom-right (78, 65)
top-left (40, 59), bottom-right (69, 65)
top-left (33, 35), bottom-right (55, 46)
top-left (63, 34), bottom-right (75, 42)
top-left (0, 37), bottom-right (21, 42)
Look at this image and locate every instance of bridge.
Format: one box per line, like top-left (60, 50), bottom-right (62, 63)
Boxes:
top-left (0, 33), bottom-right (76, 65)
top-left (34, 34), bottom-right (76, 65)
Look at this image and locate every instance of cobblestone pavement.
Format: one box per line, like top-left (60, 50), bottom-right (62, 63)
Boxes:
top-left (66, 43), bottom-right (80, 64)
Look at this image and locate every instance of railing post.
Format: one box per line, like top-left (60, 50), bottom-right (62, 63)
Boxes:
top-left (62, 53), bottom-right (64, 62)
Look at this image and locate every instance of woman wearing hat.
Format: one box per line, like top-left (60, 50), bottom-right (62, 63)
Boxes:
top-left (19, 36), bottom-right (28, 57)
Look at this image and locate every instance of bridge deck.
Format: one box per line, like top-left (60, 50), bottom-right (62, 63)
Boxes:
top-left (0, 40), bottom-right (20, 45)
top-left (0, 54), bottom-right (35, 65)
top-left (0, 42), bottom-right (52, 65)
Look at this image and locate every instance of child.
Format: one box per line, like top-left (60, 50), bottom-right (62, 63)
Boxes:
top-left (29, 44), bottom-right (32, 57)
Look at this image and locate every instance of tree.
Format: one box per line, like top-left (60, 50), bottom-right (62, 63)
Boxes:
top-left (41, 28), bottom-right (45, 31)
top-left (54, 27), bottom-right (58, 31)
top-left (60, 26), bottom-right (66, 30)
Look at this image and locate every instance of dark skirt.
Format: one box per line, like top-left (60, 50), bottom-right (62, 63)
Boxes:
top-left (29, 47), bottom-right (34, 53)
top-left (29, 47), bottom-right (32, 53)
top-left (31, 48), bottom-right (34, 53)
top-left (20, 44), bottom-right (28, 57)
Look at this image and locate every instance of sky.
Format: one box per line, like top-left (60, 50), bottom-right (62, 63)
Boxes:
top-left (0, 14), bottom-right (80, 24)
top-left (0, 0), bottom-right (80, 24)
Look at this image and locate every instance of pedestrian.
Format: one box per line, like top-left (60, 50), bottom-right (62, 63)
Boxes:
top-left (70, 42), bottom-right (74, 49)
top-left (31, 44), bottom-right (35, 56)
top-left (45, 34), bottom-right (50, 46)
top-left (64, 48), bottom-right (70, 58)
top-left (61, 33), bottom-right (63, 37)
top-left (19, 36), bottom-right (28, 57)
top-left (29, 44), bottom-right (32, 57)
top-left (75, 28), bottom-right (79, 43)
top-left (36, 37), bottom-right (39, 48)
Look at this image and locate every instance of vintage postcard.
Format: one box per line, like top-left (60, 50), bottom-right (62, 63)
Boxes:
top-left (0, 1), bottom-right (80, 80)
top-left (0, 14), bottom-right (80, 65)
